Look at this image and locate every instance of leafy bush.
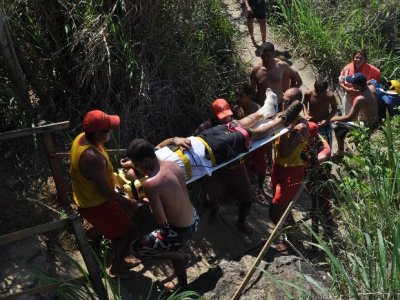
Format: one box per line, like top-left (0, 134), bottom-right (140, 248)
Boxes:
top-left (0, 0), bottom-right (244, 147)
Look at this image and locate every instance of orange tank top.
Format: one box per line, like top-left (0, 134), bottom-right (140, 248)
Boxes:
top-left (274, 119), bottom-right (307, 167)
top-left (70, 133), bottom-right (115, 208)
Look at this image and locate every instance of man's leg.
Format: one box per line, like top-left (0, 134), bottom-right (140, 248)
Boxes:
top-left (223, 164), bottom-right (254, 235)
top-left (258, 18), bottom-right (267, 43)
top-left (154, 251), bottom-right (191, 289)
top-left (203, 171), bottom-right (226, 224)
top-left (78, 202), bottom-right (139, 278)
top-left (269, 165), bottom-right (304, 225)
top-left (333, 126), bottom-right (348, 156)
top-left (247, 18), bottom-right (257, 47)
top-left (250, 100), bottom-right (303, 141)
top-left (109, 225), bottom-right (136, 276)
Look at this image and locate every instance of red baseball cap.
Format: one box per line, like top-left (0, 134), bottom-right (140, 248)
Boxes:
top-left (211, 98), bottom-right (233, 121)
top-left (82, 110), bottom-right (120, 133)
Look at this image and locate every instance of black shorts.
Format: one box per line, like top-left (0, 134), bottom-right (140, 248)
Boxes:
top-left (247, 0), bottom-right (266, 19)
top-left (198, 124), bottom-right (250, 164)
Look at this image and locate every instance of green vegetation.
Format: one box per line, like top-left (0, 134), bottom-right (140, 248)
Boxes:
top-left (27, 248), bottom-right (202, 299)
top-left (265, 2), bottom-right (400, 298)
top-left (0, 0), bottom-right (244, 145)
top-left (267, 0), bottom-right (400, 82)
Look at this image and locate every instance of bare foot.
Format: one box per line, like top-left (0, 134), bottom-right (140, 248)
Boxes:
top-left (164, 281), bottom-right (179, 291)
top-left (106, 267), bottom-right (135, 279)
top-left (124, 256), bottom-right (141, 268)
top-left (274, 241), bottom-right (288, 252)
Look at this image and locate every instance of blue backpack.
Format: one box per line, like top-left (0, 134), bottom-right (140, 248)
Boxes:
top-left (370, 80), bottom-right (400, 118)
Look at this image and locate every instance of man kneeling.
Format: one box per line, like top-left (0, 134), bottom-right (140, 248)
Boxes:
top-left (127, 139), bottom-right (199, 290)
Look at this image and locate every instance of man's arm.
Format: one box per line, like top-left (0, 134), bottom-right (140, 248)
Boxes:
top-left (156, 137), bottom-right (191, 150)
top-left (303, 91), bottom-right (311, 120)
top-left (278, 121), bottom-right (309, 157)
top-left (281, 62), bottom-right (302, 88)
top-left (249, 65), bottom-right (259, 100)
top-left (142, 182), bottom-right (167, 225)
top-left (326, 93), bottom-right (338, 120)
top-left (290, 70), bottom-right (303, 88)
top-left (243, 0), bottom-right (253, 13)
top-left (331, 97), bottom-right (362, 123)
top-left (80, 149), bottom-right (138, 207)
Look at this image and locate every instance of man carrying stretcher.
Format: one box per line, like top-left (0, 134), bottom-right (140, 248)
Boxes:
top-left (122, 98), bottom-right (303, 181)
top-left (121, 98), bottom-right (302, 289)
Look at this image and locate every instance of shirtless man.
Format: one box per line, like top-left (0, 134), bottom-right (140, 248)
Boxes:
top-left (303, 78), bottom-right (338, 146)
top-left (331, 73), bottom-right (379, 157)
top-left (276, 55), bottom-right (303, 93)
top-left (250, 42), bottom-right (302, 107)
top-left (127, 139), bottom-right (200, 290)
top-left (233, 83), bottom-right (270, 194)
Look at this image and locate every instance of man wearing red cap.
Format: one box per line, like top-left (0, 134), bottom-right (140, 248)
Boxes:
top-left (194, 98), bottom-right (254, 235)
top-left (70, 110), bottom-right (140, 278)
top-left (331, 73), bottom-right (379, 158)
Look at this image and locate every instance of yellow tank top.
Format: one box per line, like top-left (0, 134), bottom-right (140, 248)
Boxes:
top-left (274, 119), bottom-right (307, 167)
top-left (70, 133), bottom-right (115, 208)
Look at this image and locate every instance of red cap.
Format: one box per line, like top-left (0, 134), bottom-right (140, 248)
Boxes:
top-left (211, 98), bottom-right (233, 121)
top-left (82, 110), bottom-right (120, 133)
top-left (308, 121), bottom-right (319, 136)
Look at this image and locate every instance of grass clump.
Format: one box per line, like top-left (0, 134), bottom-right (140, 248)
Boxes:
top-left (267, 0), bottom-right (400, 83)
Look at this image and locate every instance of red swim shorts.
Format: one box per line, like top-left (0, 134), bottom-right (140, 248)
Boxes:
top-left (78, 201), bottom-right (132, 239)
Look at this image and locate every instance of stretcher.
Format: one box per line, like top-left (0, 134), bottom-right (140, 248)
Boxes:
top-left (114, 124), bottom-right (289, 198)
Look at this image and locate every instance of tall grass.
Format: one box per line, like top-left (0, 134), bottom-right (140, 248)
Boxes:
top-left (267, 0), bottom-right (400, 83)
top-left (0, 0), bottom-right (244, 145)
top-left (299, 117), bottom-right (400, 298)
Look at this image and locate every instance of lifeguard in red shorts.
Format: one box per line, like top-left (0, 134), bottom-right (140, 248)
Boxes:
top-left (70, 110), bottom-right (140, 278)
top-left (269, 88), bottom-right (309, 224)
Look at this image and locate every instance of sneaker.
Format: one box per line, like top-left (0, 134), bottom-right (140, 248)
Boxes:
top-left (280, 100), bottom-right (303, 126)
top-left (259, 88), bottom-right (278, 118)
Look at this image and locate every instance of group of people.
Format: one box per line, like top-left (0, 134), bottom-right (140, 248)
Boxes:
top-left (69, 42), bottom-right (390, 290)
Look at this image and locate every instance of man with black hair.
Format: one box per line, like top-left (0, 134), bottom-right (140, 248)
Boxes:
top-left (303, 78), bottom-right (338, 146)
top-left (331, 73), bottom-right (379, 158)
top-left (127, 138), bottom-right (199, 290)
top-left (250, 42), bottom-right (302, 107)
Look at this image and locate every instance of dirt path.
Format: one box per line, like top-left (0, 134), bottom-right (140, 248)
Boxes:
top-left (0, 3), bottom-right (329, 300)
top-left (221, 0), bottom-right (316, 91)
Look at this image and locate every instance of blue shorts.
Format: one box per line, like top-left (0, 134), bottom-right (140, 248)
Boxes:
top-left (132, 210), bottom-right (200, 257)
top-left (318, 123), bottom-right (332, 147)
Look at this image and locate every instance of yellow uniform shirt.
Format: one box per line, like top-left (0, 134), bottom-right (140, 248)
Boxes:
top-left (274, 119), bottom-right (307, 167)
top-left (70, 133), bottom-right (115, 208)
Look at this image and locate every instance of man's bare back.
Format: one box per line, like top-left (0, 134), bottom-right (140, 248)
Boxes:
top-left (332, 84), bottom-right (378, 128)
top-left (355, 85), bottom-right (379, 126)
top-left (143, 160), bottom-right (195, 228)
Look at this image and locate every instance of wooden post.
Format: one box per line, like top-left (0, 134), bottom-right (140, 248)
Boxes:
top-left (70, 214), bottom-right (108, 300)
top-left (41, 131), bottom-right (71, 211)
